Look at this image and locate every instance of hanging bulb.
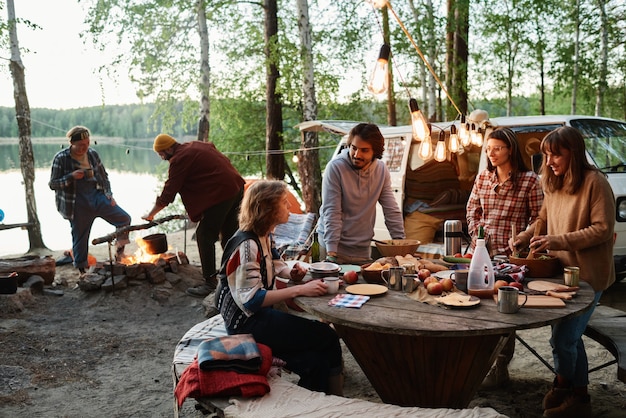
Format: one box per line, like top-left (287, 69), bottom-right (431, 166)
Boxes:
top-left (434, 130), bottom-right (447, 162)
top-left (418, 124), bottom-right (433, 160)
top-left (367, 44), bottom-right (391, 95)
top-left (472, 127), bottom-right (484, 147)
top-left (292, 152), bottom-right (299, 163)
top-left (448, 124), bottom-right (459, 153)
top-left (459, 115), bottom-right (470, 146)
top-left (459, 114), bottom-right (469, 146)
top-left (469, 123), bottom-right (477, 146)
top-left (409, 98), bottom-right (430, 142)
top-left (367, 0), bottom-right (389, 8)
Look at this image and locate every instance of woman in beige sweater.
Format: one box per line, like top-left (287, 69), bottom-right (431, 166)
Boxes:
top-left (511, 126), bottom-right (615, 418)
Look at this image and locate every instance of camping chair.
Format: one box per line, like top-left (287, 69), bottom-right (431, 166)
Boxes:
top-left (273, 212), bottom-right (318, 262)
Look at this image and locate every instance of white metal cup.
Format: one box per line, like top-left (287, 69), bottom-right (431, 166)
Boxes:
top-left (323, 277), bottom-right (340, 294)
top-left (497, 286), bottom-right (528, 314)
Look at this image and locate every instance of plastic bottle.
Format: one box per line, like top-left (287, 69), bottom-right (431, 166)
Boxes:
top-left (467, 226), bottom-right (495, 298)
top-left (310, 232), bottom-right (320, 263)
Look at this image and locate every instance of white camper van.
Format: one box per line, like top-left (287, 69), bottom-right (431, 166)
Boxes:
top-left (298, 115), bottom-right (626, 278)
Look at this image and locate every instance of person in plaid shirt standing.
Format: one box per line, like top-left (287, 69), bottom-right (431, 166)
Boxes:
top-left (466, 127), bottom-right (544, 387)
top-left (467, 127), bottom-right (544, 255)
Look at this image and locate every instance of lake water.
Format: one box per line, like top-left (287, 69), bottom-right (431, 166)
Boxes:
top-left (0, 139), bottom-right (165, 256)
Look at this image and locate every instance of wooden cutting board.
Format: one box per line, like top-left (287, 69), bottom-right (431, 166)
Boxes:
top-left (527, 280), bottom-right (578, 292)
top-left (493, 294), bottom-right (566, 308)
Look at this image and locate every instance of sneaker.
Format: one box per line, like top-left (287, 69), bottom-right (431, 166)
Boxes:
top-left (186, 283), bottom-right (216, 297)
top-left (543, 394), bottom-right (591, 418)
top-left (542, 386), bottom-right (572, 410)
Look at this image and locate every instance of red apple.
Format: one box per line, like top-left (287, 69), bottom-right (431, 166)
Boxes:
top-left (454, 252), bottom-right (463, 258)
top-left (440, 277), bottom-right (454, 292)
top-left (417, 268), bottom-right (431, 280)
top-left (493, 279), bottom-right (509, 294)
top-left (464, 253), bottom-right (473, 259)
top-left (423, 276), bottom-right (438, 286)
top-left (508, 281), bottom-right (524, 291)
top-left (427, 282), bottom-right (443, 295)
top-left (343, 270), bottom-right (358, 285)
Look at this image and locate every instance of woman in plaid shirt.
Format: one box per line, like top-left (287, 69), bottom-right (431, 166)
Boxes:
top-left (466, 127), bottom-right (544, 387)
top-left (466, 127), bottom-right (544, 256)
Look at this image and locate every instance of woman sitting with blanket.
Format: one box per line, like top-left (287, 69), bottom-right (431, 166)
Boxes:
top-left (216, 180), bottom-right (343, 395)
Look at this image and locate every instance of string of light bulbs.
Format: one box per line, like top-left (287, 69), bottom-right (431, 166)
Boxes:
top-left (366, 0), bottom-right (484, 161)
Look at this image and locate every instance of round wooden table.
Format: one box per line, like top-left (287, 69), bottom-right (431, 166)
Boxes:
top-left (294, 278), bottom-right (595, 409)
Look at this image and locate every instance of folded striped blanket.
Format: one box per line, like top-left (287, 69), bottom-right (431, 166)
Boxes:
top-left (198, 334), bottom-right (262, 373)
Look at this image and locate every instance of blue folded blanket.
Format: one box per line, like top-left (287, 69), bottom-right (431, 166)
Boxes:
top-left (197, 334), bottom-right (262, 373)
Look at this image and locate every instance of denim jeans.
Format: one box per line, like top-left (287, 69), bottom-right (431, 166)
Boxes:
top-left (195, 187), bottom-right (243, 281)
top-left (70, 184), bottom-right (131, 269)
top-left (233, 308), bottom-right (343, 393)
top-left (550, 290), bottom-right (602, 387)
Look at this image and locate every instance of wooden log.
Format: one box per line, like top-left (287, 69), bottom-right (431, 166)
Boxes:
top-left (0, 255), bottom-right (56, 285)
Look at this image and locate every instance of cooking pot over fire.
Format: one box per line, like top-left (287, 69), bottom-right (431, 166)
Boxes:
top-left (142, 233), bottom-right (168, 255)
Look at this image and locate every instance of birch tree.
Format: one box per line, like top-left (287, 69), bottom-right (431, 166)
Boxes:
top-left (296, 0), bottom-right (321, 213)
top-left (5, 0), bottom-right (47, 252)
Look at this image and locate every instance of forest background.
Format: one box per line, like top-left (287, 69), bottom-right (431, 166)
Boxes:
top-left (1, 0), bottom-right (625, 252)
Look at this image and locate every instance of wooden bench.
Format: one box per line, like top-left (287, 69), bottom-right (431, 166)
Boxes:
top-left (172, 315), bottom-right (506, 418)
top-left (583, 305), bottom-right (626, 382)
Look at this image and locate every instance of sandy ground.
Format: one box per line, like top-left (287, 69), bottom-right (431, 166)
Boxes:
top-left (1, 229), bottom-right (626, 417)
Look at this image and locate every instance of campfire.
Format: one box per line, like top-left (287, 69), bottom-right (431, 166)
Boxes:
top-left (82, 215), bottom-right (191, 293)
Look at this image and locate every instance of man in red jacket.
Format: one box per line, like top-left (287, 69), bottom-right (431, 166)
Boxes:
top-left (144, 134), bottom-right (245, 297)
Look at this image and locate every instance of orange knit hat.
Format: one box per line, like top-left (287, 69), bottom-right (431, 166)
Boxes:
top-left (153, 134), bottom-right (177, 152)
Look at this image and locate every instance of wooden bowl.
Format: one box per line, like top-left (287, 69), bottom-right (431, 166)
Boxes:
top-left (508, 253), bottom-right (562, 278)
top-left (361, 263), bottom-right (389, 285)
top-left (375, 239), bottom-right (421, 257)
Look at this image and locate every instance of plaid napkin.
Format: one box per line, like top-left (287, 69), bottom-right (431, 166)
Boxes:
top-left (494, 262), bottom-right (528, 282)
top-left (328, 294), bottom-right (370, 308)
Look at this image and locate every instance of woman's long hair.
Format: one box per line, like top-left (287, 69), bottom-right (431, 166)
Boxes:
top-left (486, 127), bottom-right (529, 189)
top-left (239, 180), bottom-right (287, 236)
top-left (540, 126), bottom-right (598, 194)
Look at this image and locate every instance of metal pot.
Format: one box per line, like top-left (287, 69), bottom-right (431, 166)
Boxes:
top-left (0, 271), bottom-right (18, 294)
top-left (309, 262), bottom-right (341, 279)
top-left (142, 233), bottom-right (168, 255)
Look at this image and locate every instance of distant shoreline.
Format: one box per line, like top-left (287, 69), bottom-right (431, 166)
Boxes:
top-left (0, 136), bottom-right (137, 143)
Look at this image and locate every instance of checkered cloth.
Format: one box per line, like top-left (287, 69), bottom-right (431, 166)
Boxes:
top-left (494, 262), bottom-right (528, 282)
top-left (328, 294), bottom-right (370, 308)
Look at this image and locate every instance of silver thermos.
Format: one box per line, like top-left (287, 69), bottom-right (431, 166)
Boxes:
top-left (444, 220), bottom-right (462, 256)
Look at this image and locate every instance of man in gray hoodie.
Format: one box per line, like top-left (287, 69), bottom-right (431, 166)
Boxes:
top-left (318, 123), bottom-right (405, 264)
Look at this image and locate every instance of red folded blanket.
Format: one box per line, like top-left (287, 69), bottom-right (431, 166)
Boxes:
top-left (175, 343), bottom-right (272, 407)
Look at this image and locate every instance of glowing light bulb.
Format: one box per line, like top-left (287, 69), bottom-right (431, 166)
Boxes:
top-left (448, 125), bottom-right (459, 153)
top-left (434, 131), bottom-right (447, 162)
top-left (367, 44), bottom-right (390, 95)
top-left (409, 98), bottom-right (429, 142)
top-left (292, 152), bottom-right (299, 163)
top-left (367, 0), bottom-right (389, 8)
top-left (459, 115), bottom-right (470, 147)
top-left (418, 135), bottom-right (433, 160)
top-left (472, 127), bottom-right (484, 147)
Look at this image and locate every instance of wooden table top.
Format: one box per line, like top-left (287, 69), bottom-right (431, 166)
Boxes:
top-left (294, 277), bottom-right (596, 337)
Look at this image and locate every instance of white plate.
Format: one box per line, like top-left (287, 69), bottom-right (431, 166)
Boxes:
top-left (433, 270), bottom-right (455, 279)
top-left (286, 260), bottom-right (310, 270)
top-left (345, 284), bottom-right (388, 296)
top-left (340, 265), bottom-right (362, 273)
